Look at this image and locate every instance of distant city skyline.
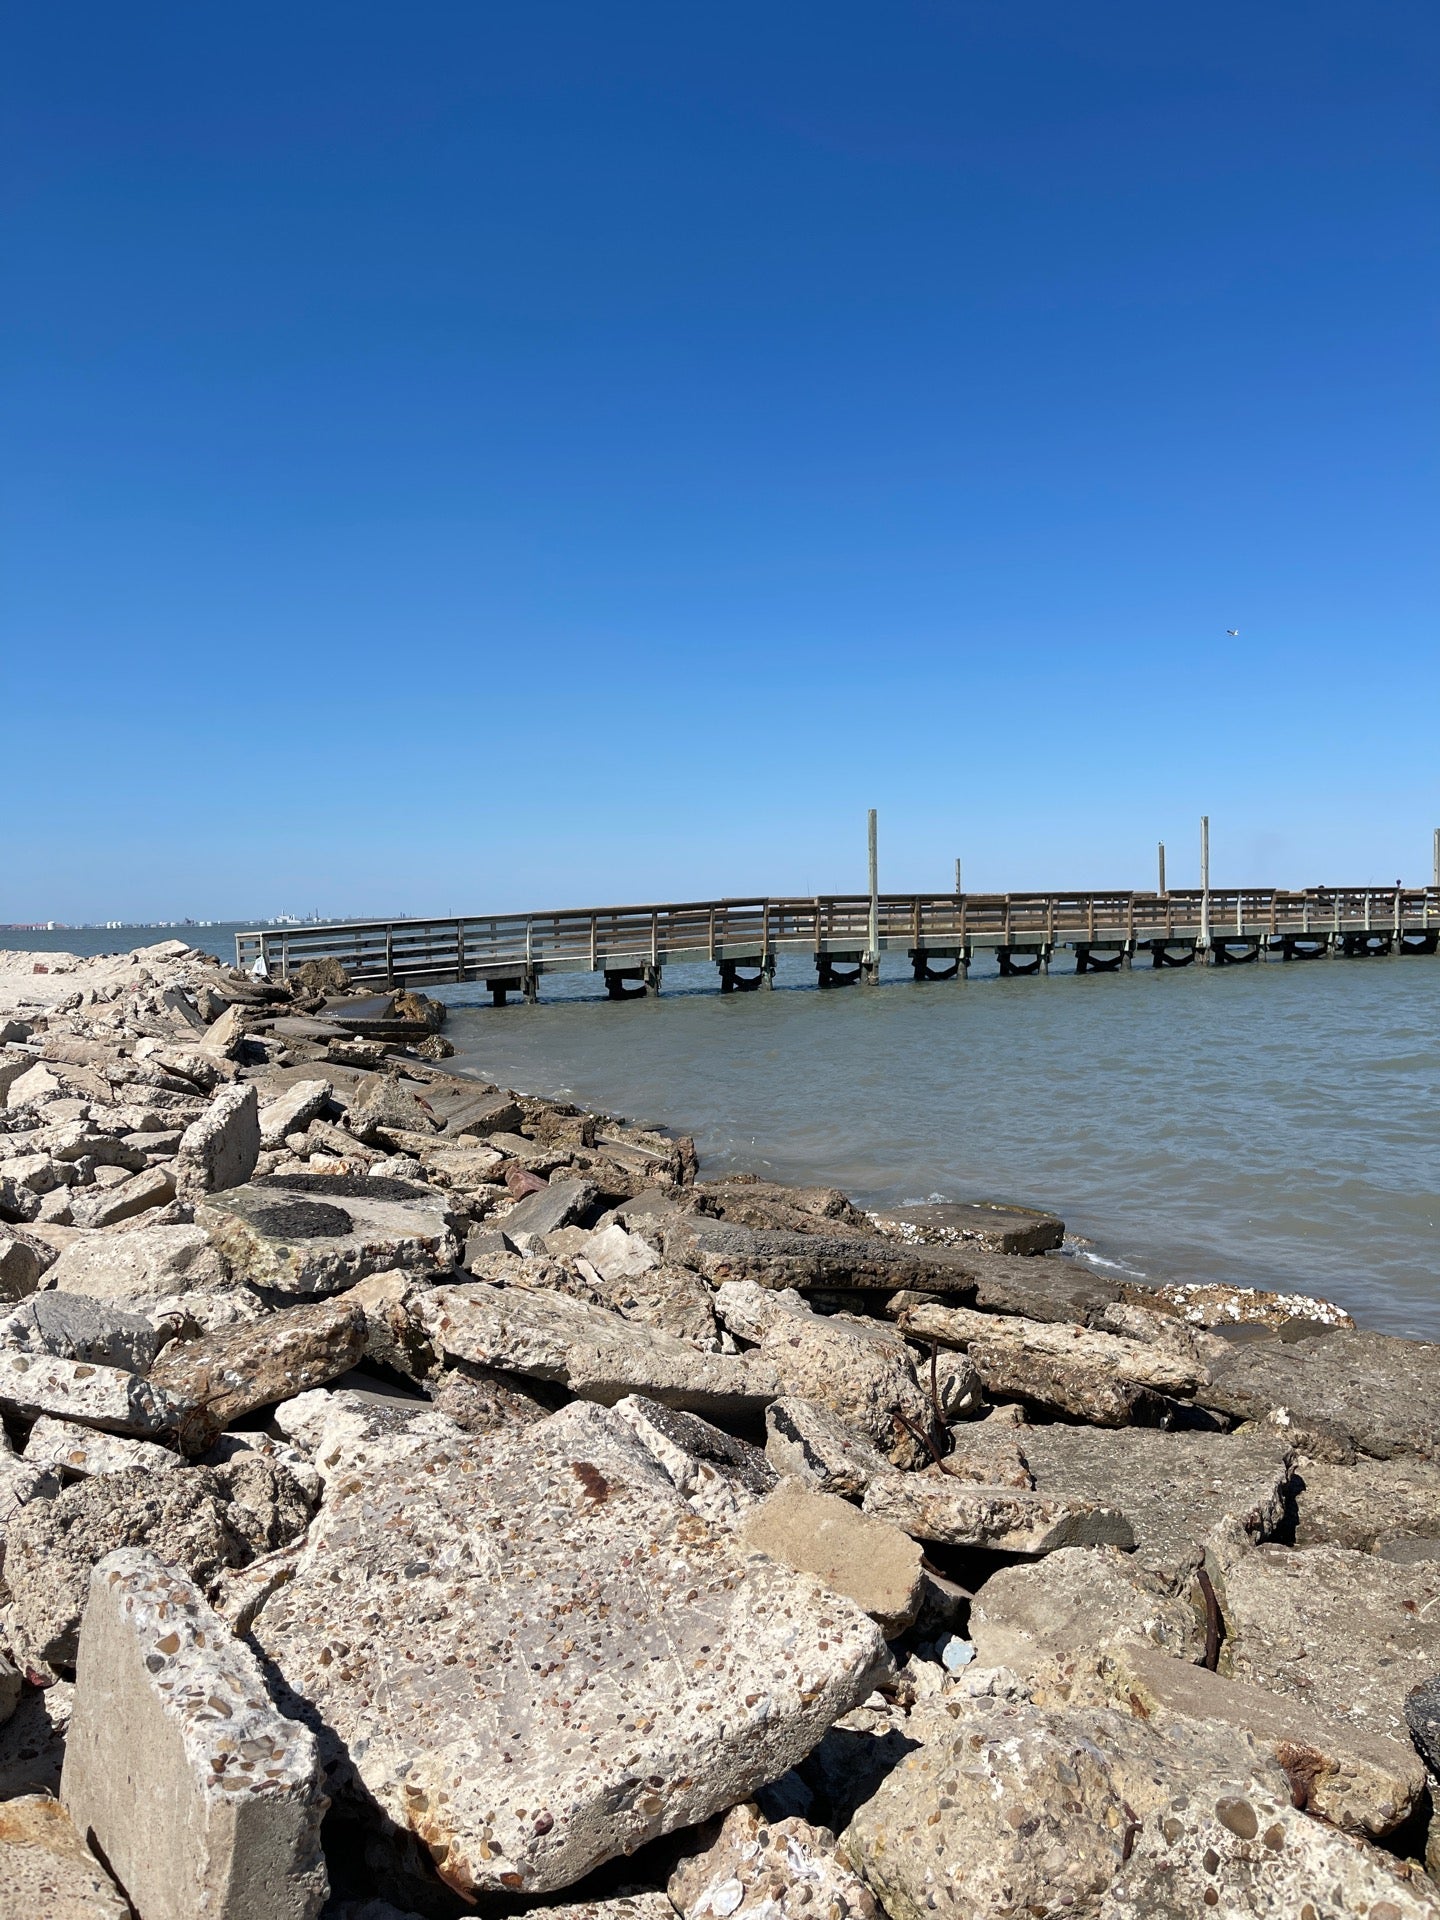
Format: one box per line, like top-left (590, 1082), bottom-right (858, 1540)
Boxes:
top-left (7, 2), bottom-right (1436, 921)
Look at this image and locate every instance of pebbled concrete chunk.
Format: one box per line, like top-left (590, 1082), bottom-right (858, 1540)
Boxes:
top-left (63, 1548), bottom-right (328, 1920)
top-left (48, 1223), bottom-right (230, 1303)
top-left (150, 1295), bottom-right (367, 1453)
top-left (254, 1400), bottom-right (887, 1901)
top-left (670, 1802), bottom-right (880, 1920)
top-left (417, 1281), bottom-right (776, 1420)
top-left (25, 1414), bottom-right (184, 1479)
top-left (0, 1290), bottom-right (161, 1372)
top-left (861, 1476), bottom-right (1134, 1553)
top-left (611, 1393), bottom-right (775, 1526)
top-left (756, 1308), bottom-right (941, 1471)
top-left (258, 1078), bottom-right (332, 1149)
top-left (0, 1226), bottom-right (56, 1301)
top-left (765, 1397), bottom-right (893, 1497)
top-left (197, 1177), bottom-right (458, 1296)
top-left (0, 1793), bottom-right (131, 1918)
top-left (502, 1176), bottom-right (600, 1237)
top-left (1197, 1326), bottom-right (1440, 1461)
top-left (0, 1347), bottom-right (175, 1435)
top-left (176, 1083), bottom-right (261, 1198)
top-left (742, 1479), bottom-right (924, 1637)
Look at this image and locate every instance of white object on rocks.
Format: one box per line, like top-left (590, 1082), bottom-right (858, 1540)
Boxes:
top-left (62, 1548), bottom-right (329, 1920)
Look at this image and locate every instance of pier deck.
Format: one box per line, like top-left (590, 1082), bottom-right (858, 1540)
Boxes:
top-left (236, 888), bottom-right (1440, 1002)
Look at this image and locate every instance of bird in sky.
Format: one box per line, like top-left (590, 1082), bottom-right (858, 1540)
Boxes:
top-left (1226, 628), bottom-right (1239, 636)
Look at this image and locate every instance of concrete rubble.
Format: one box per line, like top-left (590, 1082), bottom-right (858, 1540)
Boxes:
top-left (0, 937), bottom-right (1436, 1917)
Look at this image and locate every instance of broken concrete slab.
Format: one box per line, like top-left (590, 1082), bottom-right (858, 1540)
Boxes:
top-left (667, 1219), bottom-right (979, 1296)
top-left (348, 1075), bottom-right (440, 1144)
top-left (254, 1400), bottom-right (887, 1900)
top-left (966, 1251), bottom-right (1122, 1323)
top-left (25, 1415), bottom-right (184, 1479)
top-left (861, 1478), bottom-right (1134, 1553)
top-left (1127, 1276), bottom-right (1356, 1332)
top-left (63, 1549), bottom-right (328, 1920)
top-left (669, 1802), bottom-right (880, 1920)
top-left (894, 1298), bottom-right (1198, 1423)
top-left (175, 1083), bottom-right (261, 1198)
top-left (70, 1161), bottom-right (177, 1228)
top-left (196, 1175), bottom-right (458, 1295)
top-left (501, 1177), bottom-right (601, 1238)
top-left (47, 1222), bottom-right (230, 1303)
top-left (754, 1310), bottom-right (940, 1471)
top-left (1292, 1455), bottom-right (1440, 1551)
top-left (0, 1349), bottom-right (175, 1436)
top-left (430, 1359), bottom-right (557, 1437)
top-left (1020, 1425), bottom-right (1292, 1582)
top-left (841, 1693), bottom-right (1284, 1920)
top-left (1197, 1326), bottom-right (1440, 1460)
top-left (742, 1479), bottom-right (924, 1637)
top-left (0, 1793), bottom-right (132, 1918)
top-left (0, 1291), bottom-right (162, 1372)
top-left (869, 1200), bottom-right (1064, 1254)
top-left (0, 1225), bottom-right (57, 1300)
top-left (611, 1394), bottom-right (775, 1527)
top-left (416, 1281), bottom-right (777, 1420)
top-left (764, 1398), bottom-right (893, 1498)
top-left (1099, 1781), bottom-right (1440, 1919)
top-left (1103, 1638), bottom-right (1424, 1840)
top-left (258, 1078), bottom-right (333, 1149)
top-left (1214, 1543), bottom-right (1440, 1743)
top-left (149, 1295), bottom-right (367, 1452)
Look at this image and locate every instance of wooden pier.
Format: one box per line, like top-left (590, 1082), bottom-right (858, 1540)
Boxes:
top-left (236, 887), bottom-right (1440, 1004)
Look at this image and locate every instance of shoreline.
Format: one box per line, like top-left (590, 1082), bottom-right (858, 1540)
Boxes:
top-left (2, 943), bottom-right (1440, 1915)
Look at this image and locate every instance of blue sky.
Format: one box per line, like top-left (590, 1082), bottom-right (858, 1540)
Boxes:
top-left (5, 2), bottom-right (1436, 921)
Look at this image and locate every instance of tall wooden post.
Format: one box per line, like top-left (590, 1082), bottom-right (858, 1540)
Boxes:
top-left (1200, 815), bottom-right (1211, 956)
top-left (865, 809), bottom-right (879, 983)
top-left (1157, 842), bottom-right (1166, 894)
top-left (1433, 827), bottom-right (1439, 891)
top-left (954, 858), bottom-right (961, 895)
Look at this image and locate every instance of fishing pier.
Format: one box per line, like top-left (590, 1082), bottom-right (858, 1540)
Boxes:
top-left (236, 885), bottom-right (1440, 1005)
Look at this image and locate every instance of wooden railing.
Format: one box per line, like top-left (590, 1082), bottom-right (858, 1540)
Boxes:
top-left (235, 888), bottom-right (1440, 987)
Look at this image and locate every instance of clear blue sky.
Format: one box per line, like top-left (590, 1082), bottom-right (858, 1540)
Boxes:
top-left (5, 2), bottom-right (1436, 921)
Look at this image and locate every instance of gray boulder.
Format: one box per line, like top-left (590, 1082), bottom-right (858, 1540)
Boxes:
top-left (1198, 1326), bottom-right (1440, 1460)
top-left (197, 1175), bottom-right (458, 1295)
top-left (0, 1292), bottom-right (161, 1373)
top-left (175, 1083), bottom-right (261, 1197)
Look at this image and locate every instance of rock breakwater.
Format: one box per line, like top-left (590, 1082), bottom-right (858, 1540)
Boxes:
top-left (0, 939), bottom-right (1437, 1915)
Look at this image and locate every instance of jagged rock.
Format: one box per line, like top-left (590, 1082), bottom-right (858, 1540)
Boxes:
top-left (1292, 1456), bottom-right (1440, 1550)
top-left (1214, 1543), bottom-right (1440, 1742)
top-left (502, 1177), bottom-right (601, 1237)
top-left (430, 1358), bottom-right (558, 1436)
top-left (693, 1179), bottom-right (875, 1236)
top-left (532, 1900), bottom-right (673, 1920)
top-left (47, 1222), bottom-right (230, 1303)
top-left (0, 1226), bottom-right (56, 1300)
top-left (1019, 1425), bottom-right (1292, 1581)
top-left (921, 1415), bottom-right (1032, 1488)
top-left (149, 1296), bottom-right (367, 1452)
top-left (612, 1394), bottom-right (775, 1526)
top-left (861, 1477), bottom-right (1133, 1552)
top-left (1128, 1276), bottom-right (1355, 1331)
top-left (894, 1298), bottom-right (1197, 1424)
top-left (0, 1349), bottom-right (174, 1436)
top-left (924, 1347), bottom-right (986, 1420)
top-left (0, 1173), bottom-right (41, 1223)
top-left (0, 1794), bottom-right (132, 1917)
top-left (258, 1078), bottom-right (333, 1148)
top-left (841, 1694), bottom-right (1286, 1920)
top-left (968, 1547), bottom-right (1204, 1698)
top-left (254, 1400), bottom-right (887, 1901)
top-left (440, 1090), bottom-right (523, 1138)
top-left (742, 1480), bottom-right (923, 1637)
top-left (196, 1175), bottom-right (458, 1296)
top-left (0, 1453), bottom-right (62, 1545)
top-left (1197, 1326), bottom-right (1440, 1460)
top-left (25, 1415), bottom-right (184, 1479)
top-left (4, 1457), bottom-right (313, 1667)
top-left (0, 1291), bottom-right (161, 1371)
top-left (1405, 1674), bottom-right (1440, 1777)
top-left (965, 1251), bottom-right (1121, 1323)
top-left (349, 1075), bottom-right (440, 1144)
top-left (669, 1802), bottom-right (880, 1920)
top-left (667, 1219), bottom-right (978, 1295)
top-left (413, 1141), bottom-right (507, 1194)
top-left (869, 1200), bottom-right (1064, 1253)
top-left (63, 1550), bottom-right (328, 1919)
top-left (765, 1399), bottom-right (893, 1497)
top-left (175, 1083), bottom-right (261, 1198)
top-left (1105, 1638), bottom-right (1424, 1839)
top-left (416, 1281), bottom-right (777, 1420)
top-left (751, 1308), bottom-right (940, 1471)
top-left (1098, 1782), bottom-right (1440, 1918)
top-left (71, 1162), bottom-right (177, 1228)
top-left (344, 1268), bottom-right (440, 1380)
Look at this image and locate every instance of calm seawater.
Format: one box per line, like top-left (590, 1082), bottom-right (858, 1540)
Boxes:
top-left (438, 952), bottom-right (1440, 1340)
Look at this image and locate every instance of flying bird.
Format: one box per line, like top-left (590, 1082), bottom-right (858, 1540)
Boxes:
top-left (1226, 628), bottom-right (1239, 636)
